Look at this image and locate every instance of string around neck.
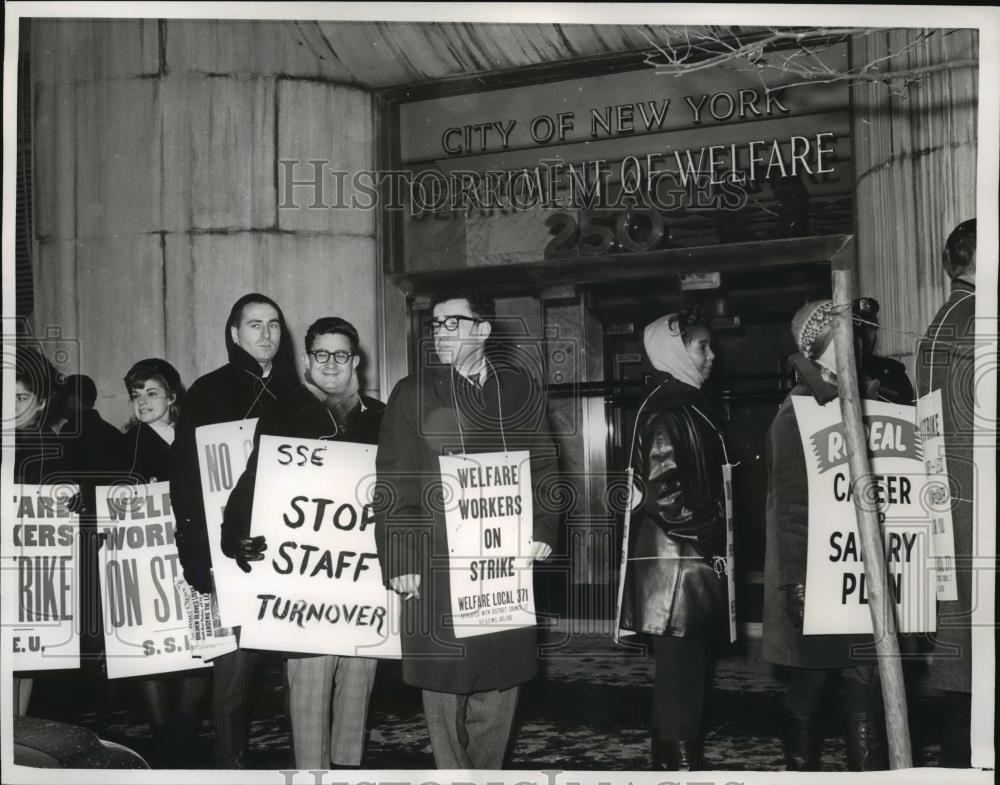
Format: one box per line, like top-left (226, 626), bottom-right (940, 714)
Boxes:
top-left (450, 358), bottom-right (507, 455)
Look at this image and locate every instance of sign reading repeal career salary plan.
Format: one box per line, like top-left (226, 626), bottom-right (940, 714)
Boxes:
top-left (793, 398), bottom-right (936, 635)
top-left (915, 389), bottom-right (959, 601)
top-left (97, 482), bottom-right (211, 679)
top-left (238, 437), bottom-right (400, 658)
top-left (4, 485), bottom-right (81, 670)
top-left (440, 451), bottom-right (537, 639)
top-left (195, 418), bottom-right (258, 626)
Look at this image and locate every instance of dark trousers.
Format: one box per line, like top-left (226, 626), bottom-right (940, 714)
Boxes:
top-left (652, 635), bottom-right (707, 741)
top-left (940, 690), bottom-right (971, 767)
top-left (782, 663), bottom-right (879, 717)
top-left (212, 647), bottom-right (259, 768)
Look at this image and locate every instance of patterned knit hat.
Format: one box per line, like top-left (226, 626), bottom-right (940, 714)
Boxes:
top-left (791, 300), bottom-right (836, 359)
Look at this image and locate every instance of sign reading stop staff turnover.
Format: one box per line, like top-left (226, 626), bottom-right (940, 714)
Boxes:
top-left (97, 482), bottom-right (210, 679)
top-left (440, 451), bottom-right (537, 639)
top-left (195, 418), bottom-right (257, 626)
top-left (238, 436), bottom-right (400, 658)
top-left (4, 485), bottom-right (81, 670)
top-left (792, 398), bottom-right (936, 635)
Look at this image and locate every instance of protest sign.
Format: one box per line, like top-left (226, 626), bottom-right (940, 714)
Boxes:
top-left (4, 484), bottom-right (81, 671)
top-left (793, 398), bottom-right (936, 634)
top-left (915, 389), bottom-right (959, 601)
top-left (440, 450), bottom-right (536, 638)
top-left (97, 482), bottom-right (211, 678)
top-left (194, 418), bottom-right (258, 625)
top-left (238, 436), bottom-right (400, 658)
top-left (722, 463), bottom-right (737, 643)
top-left (175, 577), bottom-right (237, 661)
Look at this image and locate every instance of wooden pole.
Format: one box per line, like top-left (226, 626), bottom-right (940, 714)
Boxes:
top-left (831, 264), bottom-right (913, 769)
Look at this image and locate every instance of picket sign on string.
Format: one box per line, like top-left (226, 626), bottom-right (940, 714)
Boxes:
top-left (96, 482), bottom-right (211, 679)
top-left (613, 467), bottom-right (638, 643)
top-left (440, 450), bottom-right (537, 639)
top-left (914, 389), bottom-right (959, 601)
top-left (4, 484), bottom-right (81, 671)
top-left (721, 462), bottom-right (738, 643)
top-left (793, 397), bottom-right (936, 635)
top-left (194, 418), bottom-right (258, 626)
top-left (175, 577), bottom-right (237, 661)
top-left (238, 436), bottom-right (400, 658)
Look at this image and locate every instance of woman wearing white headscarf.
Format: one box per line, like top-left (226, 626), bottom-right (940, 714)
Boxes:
top-left (619, 309), bottom-right (731, 771)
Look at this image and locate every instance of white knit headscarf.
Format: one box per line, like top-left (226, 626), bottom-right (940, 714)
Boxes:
top-left (642, 313), bottom-right (704, 389)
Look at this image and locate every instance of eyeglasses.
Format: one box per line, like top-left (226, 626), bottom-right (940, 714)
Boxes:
top-left (426, 315), bottom-right (480, 333)
top-left (308, 350), bottom-right (355, 365)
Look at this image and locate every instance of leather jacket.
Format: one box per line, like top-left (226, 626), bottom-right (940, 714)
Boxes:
top-left (619, 375), bottom-right (729, 637)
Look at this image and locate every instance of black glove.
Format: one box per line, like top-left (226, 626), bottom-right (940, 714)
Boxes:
top-left (223, 534), bottom-right (267, 574)
top-left (66, 491), bottom-right (86, 515)
top-left (782, 583), bottom-right (806, 631)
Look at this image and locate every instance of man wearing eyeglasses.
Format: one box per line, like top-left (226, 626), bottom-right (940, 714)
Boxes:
top-left (221, 316), bottom-right (385, 769)
top-left (375, 289), bottom-right (559, 769)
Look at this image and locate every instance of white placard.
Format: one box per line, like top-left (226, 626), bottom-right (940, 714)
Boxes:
top-left (194, 418), bottom-right (258, 626)
top-left (4, 484), bottom-right (81, 671)
top-left (793, 398), bottom-right (936, 635)
top-left (439, 450), bottom-right (536, 639)
top-left (175, 577), bottom-right (237, 661)
top-left (722, 463), bottom-right (737, 643)
top-left (237, 436), bottom-right (399, 658)
top-left (97, 482), bottom-right (211, 678)
top-left (915, 389), bottom-right (959, 601)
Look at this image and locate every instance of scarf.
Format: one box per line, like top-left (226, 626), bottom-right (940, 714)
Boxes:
top-left (642, 313), bottom-right (704, 389)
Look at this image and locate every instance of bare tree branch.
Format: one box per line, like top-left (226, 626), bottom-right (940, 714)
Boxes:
top-left (641, 26), bottom-right (977, 93)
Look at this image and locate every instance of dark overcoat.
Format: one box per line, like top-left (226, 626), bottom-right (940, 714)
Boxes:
top-left (914, 280), bottom-right (976, 692)
top-left (619, 376), bottom-right (729, 638)
top-left (170, 347), bottom-right (298, 594)
top-left (762, 373), bottom-right (878, 669)
top-left (374, 361), bottom-right (559, 693)
top-left (122, 422), bottom-right (173, 483)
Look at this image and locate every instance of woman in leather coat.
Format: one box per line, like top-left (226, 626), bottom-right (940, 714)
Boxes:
top-left (619, 309), bottom-right (731, 771)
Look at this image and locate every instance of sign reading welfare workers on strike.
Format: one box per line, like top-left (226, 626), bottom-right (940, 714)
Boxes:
top-left (238, 436), bottom-right (400, 658)
top-left (793, 397), bottom-right (936, 635)
top-left (440, 451), bottom-right (536, 638)
top-left (4, 484), bottom-right (81, 671)
top-left (97, 482), bottom-right (210, 679)
top-left (195, 418), bottom-right (257, 626)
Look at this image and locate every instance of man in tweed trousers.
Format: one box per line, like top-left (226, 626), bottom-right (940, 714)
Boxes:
top-left (222, 317), bottom-right (385, 768)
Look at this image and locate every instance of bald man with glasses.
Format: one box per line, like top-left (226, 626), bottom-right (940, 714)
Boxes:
top-left (221, 316), bottom-right (385, 769)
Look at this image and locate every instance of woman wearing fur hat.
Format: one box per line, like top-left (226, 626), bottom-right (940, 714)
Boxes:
top-left (762, 300), bottom-right (887, 772)
top-left (618, 309), bottom-right (732, 771)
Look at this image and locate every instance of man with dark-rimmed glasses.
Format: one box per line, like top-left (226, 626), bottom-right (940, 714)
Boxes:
top-left (221, 316), bottom-right (385, 769)
top-left (375, 288), bottom-right (559, 769)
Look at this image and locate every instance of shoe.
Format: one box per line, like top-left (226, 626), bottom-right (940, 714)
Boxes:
top-left (783, 713), bottom-right (822, 771)
top-left (651, 737), bottom-right (705, 770)
top-left (846, 711), bottom-right (888, 771)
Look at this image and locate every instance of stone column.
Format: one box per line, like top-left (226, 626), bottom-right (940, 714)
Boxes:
top-left (31, 19), bottom-right (378, 421)
top-left (851, 29), bottom-right (978, 368)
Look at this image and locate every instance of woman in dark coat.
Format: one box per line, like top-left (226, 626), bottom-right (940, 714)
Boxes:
top-left (619, 309), bottom-right (731, 771)
top-left (763, 300), bottom-right (887, 772)
top-left (12, 347), bottom-right (68, 715)
top-left (122, 359), bottom-right (210, 768)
